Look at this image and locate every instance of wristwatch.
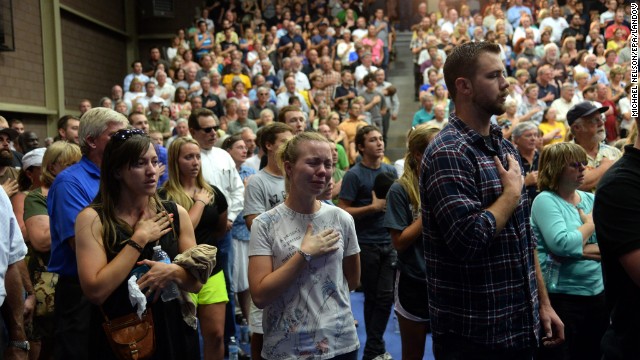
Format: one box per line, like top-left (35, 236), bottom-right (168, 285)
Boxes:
top-left (8, 341), bottom-right (30, 351)
top-left (298, 249), bottom-right (312, 262)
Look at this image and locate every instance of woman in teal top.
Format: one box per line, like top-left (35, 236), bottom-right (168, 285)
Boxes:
top-left (531, 142), bottom-right (608, 360)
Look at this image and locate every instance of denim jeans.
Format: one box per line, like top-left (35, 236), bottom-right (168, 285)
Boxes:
top-left (218, 232), bottom-right (236, 347)
top-left (359, 243), bottom-right (397, 360)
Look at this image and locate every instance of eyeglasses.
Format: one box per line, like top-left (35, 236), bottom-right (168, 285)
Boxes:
top-left (568, 160), bottom-right (588, 169)
top-left (197, 125), bottom-right (220, 133)
top-left (111, 128), bottom-right (145, 142)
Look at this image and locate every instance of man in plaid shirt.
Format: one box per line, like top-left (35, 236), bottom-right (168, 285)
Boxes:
top-left (420, 42), bottom-right (564, 359)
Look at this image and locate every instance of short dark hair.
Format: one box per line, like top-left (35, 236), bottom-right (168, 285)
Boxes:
top-left (355, 125), bottom-right (381, 154)
top-left (128, 111), bottom-right (146, 124)
top-left (278, 105), bottom-right (302, 123)
top-left (259, 122), bottom-right (294, 151)
top-left (443, 42), bottom-right (502, 101)
top-left (56, 115), bottom-right (79, 130)
top-left (188, 108), bottom-right (217, 130)
top-left (363, 73), bottom-right (376, 85)
top-left (221, 134), bottom-right (243, 151)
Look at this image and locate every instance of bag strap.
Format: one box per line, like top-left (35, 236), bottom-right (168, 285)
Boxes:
top-left (100, 306), bottom-right (111, 323)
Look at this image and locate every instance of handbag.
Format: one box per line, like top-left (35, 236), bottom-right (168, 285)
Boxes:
top-left (32, 255), bottom-right (58, 317)
top-left (32, 270), bottom-right (58, 317)
top-left (101, 308), bottom-right (156, 360)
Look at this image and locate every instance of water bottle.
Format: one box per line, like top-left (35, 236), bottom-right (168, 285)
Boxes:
top-left (545, 255), bottom-right (561, 291)
top-left (228, 336), bottom-right (239, 360)
top-left (239, 318), bottom-right (250, 344)
top-left (393, 314), bottom-right (400, 334)
top-left (151, 245), bottom-right (180, 302)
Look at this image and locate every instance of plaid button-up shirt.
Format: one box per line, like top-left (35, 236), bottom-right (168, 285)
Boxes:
top-left (420, 114), bottom-right (540, 349)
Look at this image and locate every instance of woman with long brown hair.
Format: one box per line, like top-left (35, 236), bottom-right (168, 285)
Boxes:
top-left (75, 129), bottom-right (202, 359)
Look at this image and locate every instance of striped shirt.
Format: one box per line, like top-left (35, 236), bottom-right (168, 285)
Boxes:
top-left (420, 114), bottom-right (540, 349)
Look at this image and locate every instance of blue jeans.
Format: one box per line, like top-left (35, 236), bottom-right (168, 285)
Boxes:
top-left (217, 232), bottom-right (236, 347)
top-left (382, 46), bottom-right (389, 71)
top-left (359, 243), bottom-right (396, 360)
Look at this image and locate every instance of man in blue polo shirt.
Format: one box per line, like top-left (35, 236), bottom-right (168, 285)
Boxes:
top-left (48, 107), bottom-right (128, 360)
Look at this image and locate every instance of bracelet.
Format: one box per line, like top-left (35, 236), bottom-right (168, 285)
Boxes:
top-left (125, 239), bottom-right (144, 254)
top-left (195, 199), bottom-right (207, 206)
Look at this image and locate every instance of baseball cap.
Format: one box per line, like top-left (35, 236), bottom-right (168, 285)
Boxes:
top-left (566, 101), bottom-right (609, 126)
top-left (150, 96), bottom-right (164, 104)
top-left (22, 147), bottom-right (45, 169)
top-left (0, 127), bottom-right (19, 141)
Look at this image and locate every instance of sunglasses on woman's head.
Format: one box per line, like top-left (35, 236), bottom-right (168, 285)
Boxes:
top-left (111, 128), bottom-right (146, 142)
top-left (568, 160), bottom-right (588, 169)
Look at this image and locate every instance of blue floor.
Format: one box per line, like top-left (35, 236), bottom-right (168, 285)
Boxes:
top-left (351, 292), bottom-right (435, 360)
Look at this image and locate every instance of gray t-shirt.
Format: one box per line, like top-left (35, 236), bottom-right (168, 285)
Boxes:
top-left (361, 90), bottom-right (387, 129)
top-left (383, 182), bottom-right (426, 282)
top-left (249, 202), bottom-right (360, 359)
top-left (339, 162), bottom-right (396, 244)
top-left (243, 169), bottom-right (286, 217)
top-left (227, 119), bottom-right (258, 135)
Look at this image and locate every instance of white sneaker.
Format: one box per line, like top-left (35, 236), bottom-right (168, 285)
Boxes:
top-left (371, 352), bottom-right (393, 360)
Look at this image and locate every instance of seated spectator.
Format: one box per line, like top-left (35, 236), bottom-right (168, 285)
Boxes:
top-left (539, 107), bottom-right (568, 145)
top-left (227, 103), bottom-right (258, 135)
top-left (518, 84), bottom-right (546, 125)
top-left (180, 49), bottom-right (202, 74)
top-left (143, 46), bottom-right (170, 77)
top-left (123, 60), bottom-right (150, 93)
top-left (536, 65), bottom-right (560, 106)
top-left (170, 87), bottom-right (192, 121)
top-left (550, 83), bottom-right (580, 124)
top-left (176, 68), bottom-right (203, 99)
top-left (497, 98), bottom-right (521, 140)
top-left (338, 103), bottom-right (369, 164)
top-left (258, 108), bottom-right (275, 128)
top-left (618, 83), bottom-right (633, 138)
top-left (55, 115), bottom-right (80, 144)
top-left (249, 86), bottom-right (278, 123)
top-left (412, 94), bottom-right (435, 129)
top-left (566, 102), bottom-right (622, 191)
top-left (425, 104), bottom-right (448, 130)
top-left (276, 76), bottom-right (309, 113)
top-left (192, 20), bottom-right (214, 61)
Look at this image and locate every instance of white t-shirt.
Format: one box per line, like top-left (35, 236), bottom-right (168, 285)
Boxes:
top-left (618, 97), bottom-right (632, 131)
top-left (249, 202), bottom-right (360, 359)
top-left (200, 146), bottom-right (245, 221)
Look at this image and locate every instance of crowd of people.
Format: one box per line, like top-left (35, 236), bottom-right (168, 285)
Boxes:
top-left (0, 0), bottom-right (638, 360)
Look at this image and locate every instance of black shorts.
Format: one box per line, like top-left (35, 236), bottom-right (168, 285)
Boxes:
top-left (396, 271), bottom-right (430, 321)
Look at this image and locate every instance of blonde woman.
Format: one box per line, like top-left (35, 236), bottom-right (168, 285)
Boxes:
top-left (383, 125), bottom-right (440, 360)
top-left (161, 137), bottom-right (229, 360)
top-left (24, 142), bottom-right (81, 360)
top-left (532, 143), bottom-right (607, 360)
top-left (249, 132), bottom-right (360, 359)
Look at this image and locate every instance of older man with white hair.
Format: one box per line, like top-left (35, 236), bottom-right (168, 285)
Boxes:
top-left (48, 108), bottom-right (129, 359)
top-left (567, 102), bottom-right (621, 192)
top-left (550, 83), bottom-right (580, 123)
